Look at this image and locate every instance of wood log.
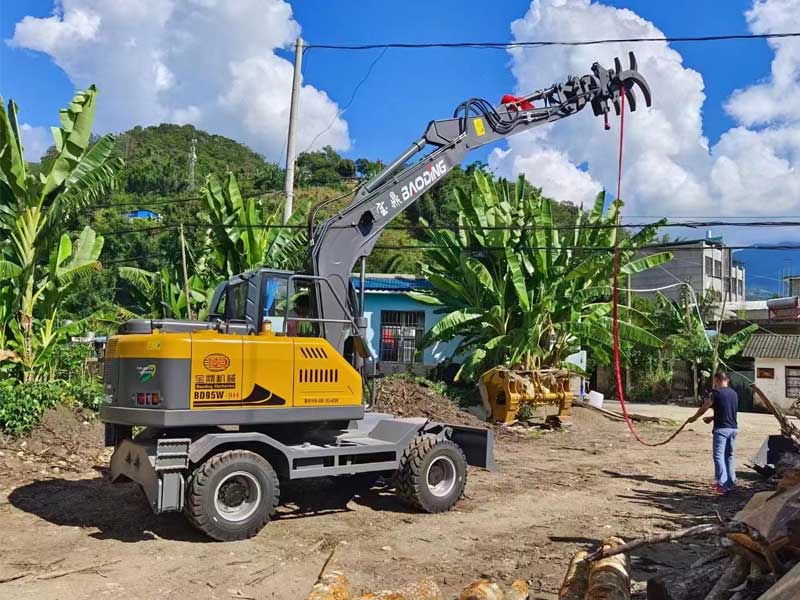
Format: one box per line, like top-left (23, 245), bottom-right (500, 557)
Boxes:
top-left (755, 561), bottom-right (800, 600)
top-left (559, 551), bottom-right (589, 600)
top-left (587, 537), bottom-right (630, 600)
top-left (704, 555), bottom-right (749, 600)
top-left (751, 385), bottom-right (800, 447)
top-left (356, 577), bottom-right (442, 600)
top-left (573, 400), bottom-right (670, 424)
top-left (588, 524), bottom-right (724, 561)
top-left (646, 557), bottom-right (728, 600)
top-left (506, 580), bottom-right (529, 600)
top-left (458, 580), bottom-right (505, 600)
top-left (305, 571), bottom-right (351, 600)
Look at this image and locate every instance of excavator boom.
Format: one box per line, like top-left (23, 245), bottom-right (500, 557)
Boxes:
top-left (308, 52), bottom-right (651, 360)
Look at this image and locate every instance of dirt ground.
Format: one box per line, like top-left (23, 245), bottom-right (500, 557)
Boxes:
top-left (0, 401), bottom-right (782, 599)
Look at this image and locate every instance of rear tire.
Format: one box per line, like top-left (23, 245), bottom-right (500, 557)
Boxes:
top-left (184, 449), bottom-right (279, 541)
top-left (395, 435), bottom-right (467, 513)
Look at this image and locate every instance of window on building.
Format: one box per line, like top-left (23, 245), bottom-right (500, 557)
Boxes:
top-left (379, 311), bottom-right (425, 363)
top-left (714, 260), bottom-right (722, 278)
top-left (705, 256), bottom-right (713, 276)
top-left (757, 367), bottom-right (775, 379)
top-left (786, 366), bottom-right (800, 398)
top-left (737, 279), bottom-right (744, 297)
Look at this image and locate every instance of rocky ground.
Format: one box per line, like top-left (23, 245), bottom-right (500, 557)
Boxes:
top-left (0, 387), bottom-right (781, 599)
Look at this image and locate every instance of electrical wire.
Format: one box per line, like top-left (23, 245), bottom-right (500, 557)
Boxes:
top-left (299, 46), bottom-right (389, 157)
top-left (305, 31), bottom-right (800, 51)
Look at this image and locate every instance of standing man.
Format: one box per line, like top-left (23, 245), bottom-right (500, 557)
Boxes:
top-left (688, 372), bottom-right (739, 494)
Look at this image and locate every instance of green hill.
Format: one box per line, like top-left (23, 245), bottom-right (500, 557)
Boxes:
top-left (114, 124), bottom-right (281, 195)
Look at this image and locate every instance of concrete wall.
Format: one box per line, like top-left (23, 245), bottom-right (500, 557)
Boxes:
top-left (630, 245), bottom-right (704, 301)
top-left (752, 357), bottom-right (800, 411)
top-left (630, 242), bottom-right (745, 312)
top-left (362, 292), bottom-right (460, 373)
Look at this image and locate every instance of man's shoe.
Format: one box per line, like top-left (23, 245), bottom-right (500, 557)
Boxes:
top-left (711, 484), bottom-right (726, 495)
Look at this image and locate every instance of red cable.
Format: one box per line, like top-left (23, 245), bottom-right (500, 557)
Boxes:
top-left (611, 93), bottom-right (690, 447)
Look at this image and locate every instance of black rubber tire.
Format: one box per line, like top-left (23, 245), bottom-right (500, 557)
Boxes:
top-left (395, 435), bottom-right (467, 513)
top-left (183, 449), bottom-right (279, 541)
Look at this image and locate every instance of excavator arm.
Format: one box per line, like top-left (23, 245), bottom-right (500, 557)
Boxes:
top-left (307, 52), bottom-right (651, 364)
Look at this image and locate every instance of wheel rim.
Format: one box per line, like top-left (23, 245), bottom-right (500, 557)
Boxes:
top-left (426, 456), bottom-right (457, 498)
top-left (214, 471), bottom-right (262, 522)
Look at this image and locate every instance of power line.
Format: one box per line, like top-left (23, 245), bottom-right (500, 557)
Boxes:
top-left (305, 31), bottom-right (800, 51)
top-left (299, 46), bottom-right (389, 156)
top-left (102, 253), bottom-right (175, 266)
top-left (89, 188), bottom-right (285, 210)
top-left (85, 219), bottom-right (800, 233)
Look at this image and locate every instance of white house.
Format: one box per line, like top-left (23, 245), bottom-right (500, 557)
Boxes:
top-left (742, 334), bottom-right (800, 412)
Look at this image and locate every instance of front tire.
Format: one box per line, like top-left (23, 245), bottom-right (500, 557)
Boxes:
top-left (395, 435), bottom-right (467, 513)
top-left (184, 449), bottom-right (280, 541)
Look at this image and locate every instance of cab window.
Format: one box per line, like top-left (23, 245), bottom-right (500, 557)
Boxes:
top-left (229, 282), bottom-right (248, 321)
top-left (262, 276), bottom-right (289, 331)
top-left (263, 277), bottom-right (288, 317)
top-left (286, 281), bottom-right (318, 337)
top-left (210, 287), bottom-right (227, 318)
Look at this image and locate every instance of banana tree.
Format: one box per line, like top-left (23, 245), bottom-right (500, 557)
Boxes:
top-left (118, 265), bottom-right (215, 320)
top-left (412, 171), bottom-right (672, 381)
top-left (0, 87), bottom-right (121, 381)
top-left (202, 172), bottom-right (307, 277)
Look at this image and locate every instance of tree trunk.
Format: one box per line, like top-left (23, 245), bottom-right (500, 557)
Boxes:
top-left (358, 577), bottom-right (442, 600)
top-left (587, 538), bottom-right (630, 600)
top-left (560, 551), bottom-right (589, 600)
top-left (704, 555), bottom-right (750, 600)
top-left (647, 557), bottom-right (727, 600)
top-left (693, 360), bottom-right (699, 403)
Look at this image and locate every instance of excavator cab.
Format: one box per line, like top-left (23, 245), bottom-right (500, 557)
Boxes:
top-left (207, 269), bottom-right (319, 336)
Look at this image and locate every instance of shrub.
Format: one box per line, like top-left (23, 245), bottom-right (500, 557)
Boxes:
top-left (0, 379), bottom-right (105, 435)
top-left (64, 380), bottom-right (106, 411)
top-left (0, 380), bottom-right (63, 435)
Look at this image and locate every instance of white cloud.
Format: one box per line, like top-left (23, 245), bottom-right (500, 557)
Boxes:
top-left (8, 0), bottom-right (350, 161)
top-left (489, 0), bottom-right (800, 242)
top-left (726, 0), bottom-right (800, 127)
top-left (19, 124), bottom-right (51, 162)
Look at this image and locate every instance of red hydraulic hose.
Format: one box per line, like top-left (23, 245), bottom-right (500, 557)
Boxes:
top-left (610, 92), bottom-right (690, 447)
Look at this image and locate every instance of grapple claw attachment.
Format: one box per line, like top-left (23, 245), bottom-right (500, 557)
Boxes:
top-left (589, 51), bottom-right (651, 121)
top-left (624, 84), bottom-right (637, 112)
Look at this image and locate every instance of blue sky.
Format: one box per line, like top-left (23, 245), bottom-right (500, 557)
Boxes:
top-left (2, 0), bottom-right (800, 247)
top-left (0, 0), bottom-right (775, 163)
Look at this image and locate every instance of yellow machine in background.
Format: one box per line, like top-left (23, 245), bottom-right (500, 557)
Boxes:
top-left (480, 368), bottom-right (574, 424)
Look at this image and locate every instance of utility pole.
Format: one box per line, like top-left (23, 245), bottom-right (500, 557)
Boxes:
top-left (283, 37), bottom-right (304, 224)
top-left (180, 224), bottom-right (193, 320)
top-left (188, 137), bottom-right (197, 190)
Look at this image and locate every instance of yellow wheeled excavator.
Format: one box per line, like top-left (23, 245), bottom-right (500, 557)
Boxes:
top-left (100, 53), bottom-right (651, 541)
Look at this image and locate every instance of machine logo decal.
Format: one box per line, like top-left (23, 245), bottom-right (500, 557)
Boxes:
top-left (137, 364), bottom-right (157, 383)
top-left (399, 159), bottom-right (447, 202)
top-left (193, 384), bottom-right (286, 408)
top-left (203, 353), bottom-right (230, 372)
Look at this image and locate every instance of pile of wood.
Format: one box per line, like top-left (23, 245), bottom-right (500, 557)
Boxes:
top-left (305, 570), bottom-right (529, 600)
top-left (643, 385), bottom-right (800, 600)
